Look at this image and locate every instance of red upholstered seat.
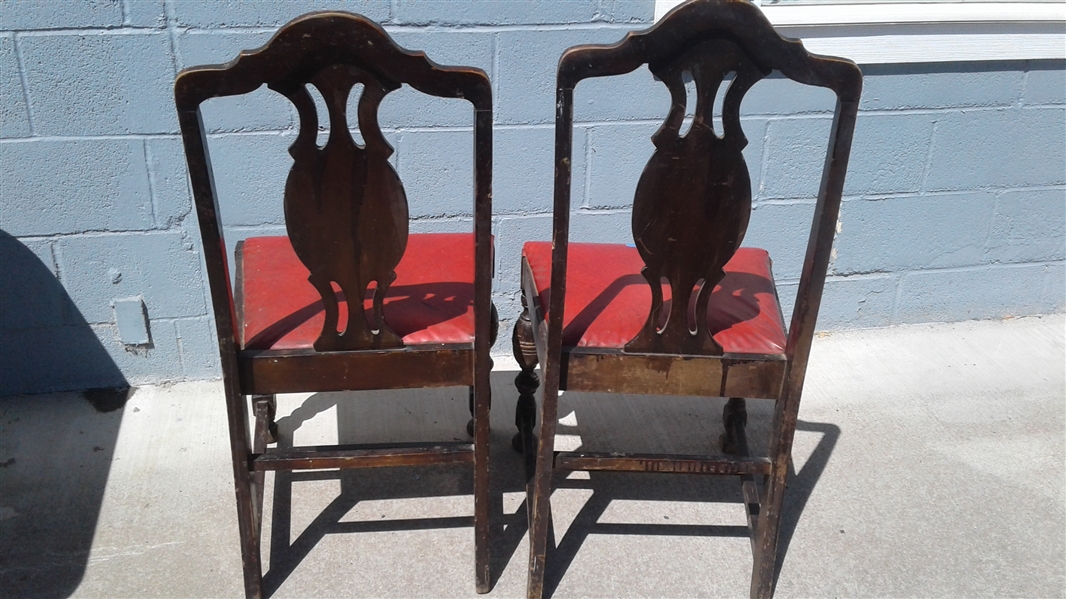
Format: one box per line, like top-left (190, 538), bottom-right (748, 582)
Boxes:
top-left (239, 233), bottom-right (479, 350)
top-left (523, 242), bottom-right (787, 355)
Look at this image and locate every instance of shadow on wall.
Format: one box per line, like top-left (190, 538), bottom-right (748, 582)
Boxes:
top-left (0, 230), bottom-right (128, 396)
top-left (0, 230), bottom-right (131, 597)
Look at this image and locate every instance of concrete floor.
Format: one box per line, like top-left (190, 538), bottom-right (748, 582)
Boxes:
top-left (1, 315), bottom-right (1063, 598)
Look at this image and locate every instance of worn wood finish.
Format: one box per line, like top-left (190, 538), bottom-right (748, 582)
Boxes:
top-left (561, 349), bottom-right (787, 399)
top-left (515, 2), bottom-right (862, 598)
top-left (555, 452), bottom-right (771, 475)
top-left (238, 346), bottom-right (474, 395)
top-left (175, 11), bottom-right (494, 598)
top-left (252, 443), bottom-right (474, 471)
top-left (467, 304), bottom-right (497, 436)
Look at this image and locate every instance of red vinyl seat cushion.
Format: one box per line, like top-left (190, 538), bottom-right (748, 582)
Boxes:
top-left (523, 242), bottom-right (787, 355)
top-left (239, 233), bottom-right (479, 350)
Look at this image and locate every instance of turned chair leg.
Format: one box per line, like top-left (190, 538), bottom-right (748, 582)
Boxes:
top-left (511, 298), bottom-right (539, 481)
top-left (720, 397), bottom-right (747, 454)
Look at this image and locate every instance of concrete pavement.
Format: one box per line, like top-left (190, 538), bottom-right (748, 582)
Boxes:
top-left (1, 314), bottom-right (1063, 598)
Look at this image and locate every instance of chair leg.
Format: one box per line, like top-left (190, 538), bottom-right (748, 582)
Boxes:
top-left (511, 296), bottom-right (539, 465)
top-left (524, 299), bottom-right (558, 599)
top-left (468, 303), bottom-right (499, 439)
top-left (251, 394), bottom-right (276, 540)
top-left (253, 394), bottom-right (278, 445)
top-left (513, 370), bottom-right (539, 482)
top-left (750, 394), bottom-right (801, 599)
top-left (236, 476), bottom-right (264, 599)
top-left (467, 387), bottom-right (476, 437)
top-left (225, 391), bottom-right (264, 599)
top-left (720, 397), bottom-right (747, 454)
top-left (473, 366), bottom-right (492, 593)
top-left (472, 302), bottom-right (497, 593)
top-left (526, 377), bottom-right (558, 599)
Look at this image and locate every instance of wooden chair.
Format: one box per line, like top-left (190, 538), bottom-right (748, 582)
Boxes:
top-left (174, 13), bottom-right (495, 598)
top-left (509, 1), bottom-right (862, 597)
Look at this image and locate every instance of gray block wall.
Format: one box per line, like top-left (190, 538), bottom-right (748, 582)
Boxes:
top-left (1, 1), bottom-right (1063, 395)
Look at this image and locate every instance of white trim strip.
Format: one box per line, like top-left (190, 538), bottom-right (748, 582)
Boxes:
top-left (653, 1), bottom-right (1066, 63)
top-left (758, 3), bottom-right (1066, 26)
top-left (801, 31), bottom-right (1065, 63)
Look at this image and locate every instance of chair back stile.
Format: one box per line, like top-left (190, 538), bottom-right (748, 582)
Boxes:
top-left (783, 100), bottom-right (860, 395)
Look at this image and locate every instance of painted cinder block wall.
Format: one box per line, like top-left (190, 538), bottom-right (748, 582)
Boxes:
top-left (1, 1), bottom-right (1063, 396)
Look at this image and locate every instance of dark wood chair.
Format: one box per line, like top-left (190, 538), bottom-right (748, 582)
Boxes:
top-left (508, 1), bottom-right (862, 597)
top-left (174, 12), bottom-right (495, 598)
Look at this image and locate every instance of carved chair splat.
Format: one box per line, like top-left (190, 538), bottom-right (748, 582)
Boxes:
top-left (175, 12), bottom-right (496, 598)
top-left (509, 1), bottom-right (862, 598)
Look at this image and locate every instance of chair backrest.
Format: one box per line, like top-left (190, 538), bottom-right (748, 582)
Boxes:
top-left (175, 12), bottom-right (492, 359)
top-left (547, 0), bottom-right (861, 373)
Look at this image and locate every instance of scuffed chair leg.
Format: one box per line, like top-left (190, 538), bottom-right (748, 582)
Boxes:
top-left (233, 394), bottom-right (267, 599)
top-left (468, 387), bottom-right (476, 437)
top-left (525, 377), bottom-right (558, 599)
top-left (253, 394), bottom-right (277, 445)
top-left (751, 391), bottom-right (800, 599)
top-left (473, 304), bottom-right (498, 593)
top-left (251, 394), bottom-right (276, 541)
top-left (751, 451), bottom-right (789, 599)
top-left (467, 359), bottom-right (496, 437)
top-left (720, 397), bottom-right (747, 455)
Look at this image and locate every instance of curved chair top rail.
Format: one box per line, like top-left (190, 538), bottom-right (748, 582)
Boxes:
top-left (174, 11), bottom-right (491, 112)
top-left (557, 0), bottom-right (861, 102)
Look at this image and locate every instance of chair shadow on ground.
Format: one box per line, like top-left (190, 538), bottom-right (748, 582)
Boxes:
top-left (258, 374), bottom-right (522, 597)
top-left (254, 371), bottom-right (838, 597)
top-left (529, 392), bottom-right (839, 598)
top-left (538, 416), bottom-right (839, 598)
